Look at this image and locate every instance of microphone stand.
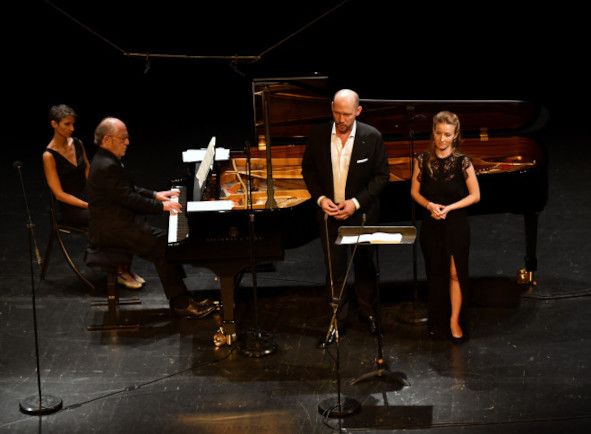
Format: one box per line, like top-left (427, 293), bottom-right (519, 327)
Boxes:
top-left (238, 141), bottom-right (277, 357)
top-left (317, 214), bottom-right (363, 420)
top-left (397, 107), bottom-right (428, 325)
top-left (14, 161), bottom-right (63, 415)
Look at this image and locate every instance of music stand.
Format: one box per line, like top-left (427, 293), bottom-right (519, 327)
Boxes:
top-left (336, 225), bottom-right (415, 386)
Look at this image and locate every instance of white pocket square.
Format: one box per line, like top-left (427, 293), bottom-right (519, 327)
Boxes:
top-left (356, 158), bottom-right (368, 163)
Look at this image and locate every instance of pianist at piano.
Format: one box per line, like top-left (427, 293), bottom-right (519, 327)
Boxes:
top-left (87, 117), bottom-right (215, 319)
top-left (301, 89), bottom-right (390, 346)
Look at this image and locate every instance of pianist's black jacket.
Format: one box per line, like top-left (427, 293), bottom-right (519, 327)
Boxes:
top-left (87, 147), bottom-right (163, 249)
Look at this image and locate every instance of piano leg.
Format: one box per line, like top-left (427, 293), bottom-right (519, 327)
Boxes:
top-left (518, 211), bottom-right (538, 286)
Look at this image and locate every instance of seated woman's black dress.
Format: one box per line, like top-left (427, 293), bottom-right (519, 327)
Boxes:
top-left (417, 151), bottom-right (473, 332)
top-left (45, 138), bottom-right (89, 227)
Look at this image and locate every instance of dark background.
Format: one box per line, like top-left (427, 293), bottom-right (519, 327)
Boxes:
top-left (5, 0), bottom-right (589, 168)
top-left (1, 5), bottom-right (590, 432)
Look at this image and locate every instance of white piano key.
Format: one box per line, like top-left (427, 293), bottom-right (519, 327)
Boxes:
top-left (168, 194), bottom-right (179, 243)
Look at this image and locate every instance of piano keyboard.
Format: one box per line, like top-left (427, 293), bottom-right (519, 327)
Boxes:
top-left (168, 186), bottom-right (189, 243)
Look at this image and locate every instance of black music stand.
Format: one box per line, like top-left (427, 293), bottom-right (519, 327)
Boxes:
top-left (336, 225), bottom-right (415, 386)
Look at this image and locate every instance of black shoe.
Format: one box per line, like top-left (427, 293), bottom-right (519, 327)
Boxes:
top-left (360, 315), bottom-right (378, 335)
top-left (171, 299), bottom-right (217, 319)
top-left (449, 332), bottom-right (469, 345)
top-left (194, 298), bottom-right (218, 308)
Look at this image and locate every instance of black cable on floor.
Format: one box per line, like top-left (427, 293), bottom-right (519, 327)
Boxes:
top-left (523, 289), bottom-right (591, 299)
top-left (60, 346), bottom-right (238, 412)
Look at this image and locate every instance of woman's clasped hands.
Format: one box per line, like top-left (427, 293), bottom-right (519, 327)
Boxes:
top-left (427, 202), bottom-right (448, 220)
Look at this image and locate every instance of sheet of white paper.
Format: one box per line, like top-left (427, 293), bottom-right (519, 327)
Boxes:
top-left (186, 200), bottom-right (234, 212)
top-left (340, 232), bottom-right (402, 244)
top-left (182, 147), bottom-right (230, 162)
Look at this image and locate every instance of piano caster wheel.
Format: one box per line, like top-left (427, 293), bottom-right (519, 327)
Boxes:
top-left (213, 328), bottom-right (226, 347)
top-left (213, 327), bottom-right (237, 347)
top-left (517, 268), bottom-right (536, 287)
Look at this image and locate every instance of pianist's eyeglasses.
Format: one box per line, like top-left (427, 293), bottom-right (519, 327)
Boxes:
top-left (107, 134), bottom-right (129, 141)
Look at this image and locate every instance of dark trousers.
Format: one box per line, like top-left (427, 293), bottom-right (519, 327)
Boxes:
top-left (92, 218), bottom-right (187, 300)
top-left (318, 213), bottom-right (377, 322)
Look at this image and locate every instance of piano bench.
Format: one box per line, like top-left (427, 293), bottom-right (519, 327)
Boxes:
top-left (84, 247), bottom-right (141, 331)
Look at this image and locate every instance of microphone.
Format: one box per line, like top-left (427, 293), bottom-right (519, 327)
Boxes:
top-left (361, 213), bottom-right (367, 226)
top-left (13, 160), bottom-right (43, 266)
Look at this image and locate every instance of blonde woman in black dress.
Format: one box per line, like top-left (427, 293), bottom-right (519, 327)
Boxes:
top-left (411, 111), bottom-right (480, 343)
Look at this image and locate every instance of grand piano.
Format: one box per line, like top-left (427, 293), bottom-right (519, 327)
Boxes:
top-left (167, 76), bottom-right (548, 346)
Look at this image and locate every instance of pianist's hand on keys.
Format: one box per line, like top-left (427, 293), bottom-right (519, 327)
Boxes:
top-left (157, 189), bottom-right (182, 215)
top-left (167, 186), bottom-right (188, 243)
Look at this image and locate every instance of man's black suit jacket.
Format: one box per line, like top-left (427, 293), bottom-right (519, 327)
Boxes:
top-left (301, 121), bottom-right (389, 225)
top-left (87, 148), bottom-right (163, 250)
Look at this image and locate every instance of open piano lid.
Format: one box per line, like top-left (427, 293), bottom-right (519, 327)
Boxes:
top-left (252, 76), bottom-right (549, 142)
top-left (250, 76), bottom-right (548, 281)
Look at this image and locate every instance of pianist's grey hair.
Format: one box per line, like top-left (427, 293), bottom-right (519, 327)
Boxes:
top-left (49, 104), bottom-right (76, 123)
top-left (94, 117), bottom-right (119, 145)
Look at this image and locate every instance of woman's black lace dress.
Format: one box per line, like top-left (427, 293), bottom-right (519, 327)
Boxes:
top-left (417, 151), bottom-right (473, 331)
top-left (45, 138), bottom-right (89, 226)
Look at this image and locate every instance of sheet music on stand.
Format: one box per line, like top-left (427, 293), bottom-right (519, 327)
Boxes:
top-left (336, 226), bottom-right (416, 245)
top-left (180, 137), bottom-right (229, 202)
top-left (182, 145), bottom-right (230, 163)
top-left (194, 136), bottom-right (216, 201)
top-left (340, 232), bottom-right (403, 245)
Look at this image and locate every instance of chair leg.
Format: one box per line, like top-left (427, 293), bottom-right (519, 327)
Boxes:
top-left (55, 230), bottom-right (95, 291)
top-left (40, 229), bottom-right (55, 280)
top-left (87, 270), bottom-right (141, 331)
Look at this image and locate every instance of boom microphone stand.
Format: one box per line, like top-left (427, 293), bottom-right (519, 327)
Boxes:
top-left (317, 214), bottom-right (364, 419)
top-left (14, 161), bottom-right (62, 415)
top-left (238, 141), bottom-right (277, 357)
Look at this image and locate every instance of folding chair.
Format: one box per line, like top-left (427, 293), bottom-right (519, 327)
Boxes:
top-left (40, 193), bottom-right (95, 290)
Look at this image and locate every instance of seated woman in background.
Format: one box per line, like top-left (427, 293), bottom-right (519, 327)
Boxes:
top-left (42, 104), bottom-right (145, 289)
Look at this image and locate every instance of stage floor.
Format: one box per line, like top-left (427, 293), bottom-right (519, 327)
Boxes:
top-left (1, 130), bottom-right (590, 433)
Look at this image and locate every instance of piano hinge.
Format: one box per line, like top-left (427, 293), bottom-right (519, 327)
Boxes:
top-left (479, 127), bottom-right (489, 141)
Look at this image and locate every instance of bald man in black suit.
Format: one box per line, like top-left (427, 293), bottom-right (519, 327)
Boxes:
top-left (302, 89), bottom-right (390, 347)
